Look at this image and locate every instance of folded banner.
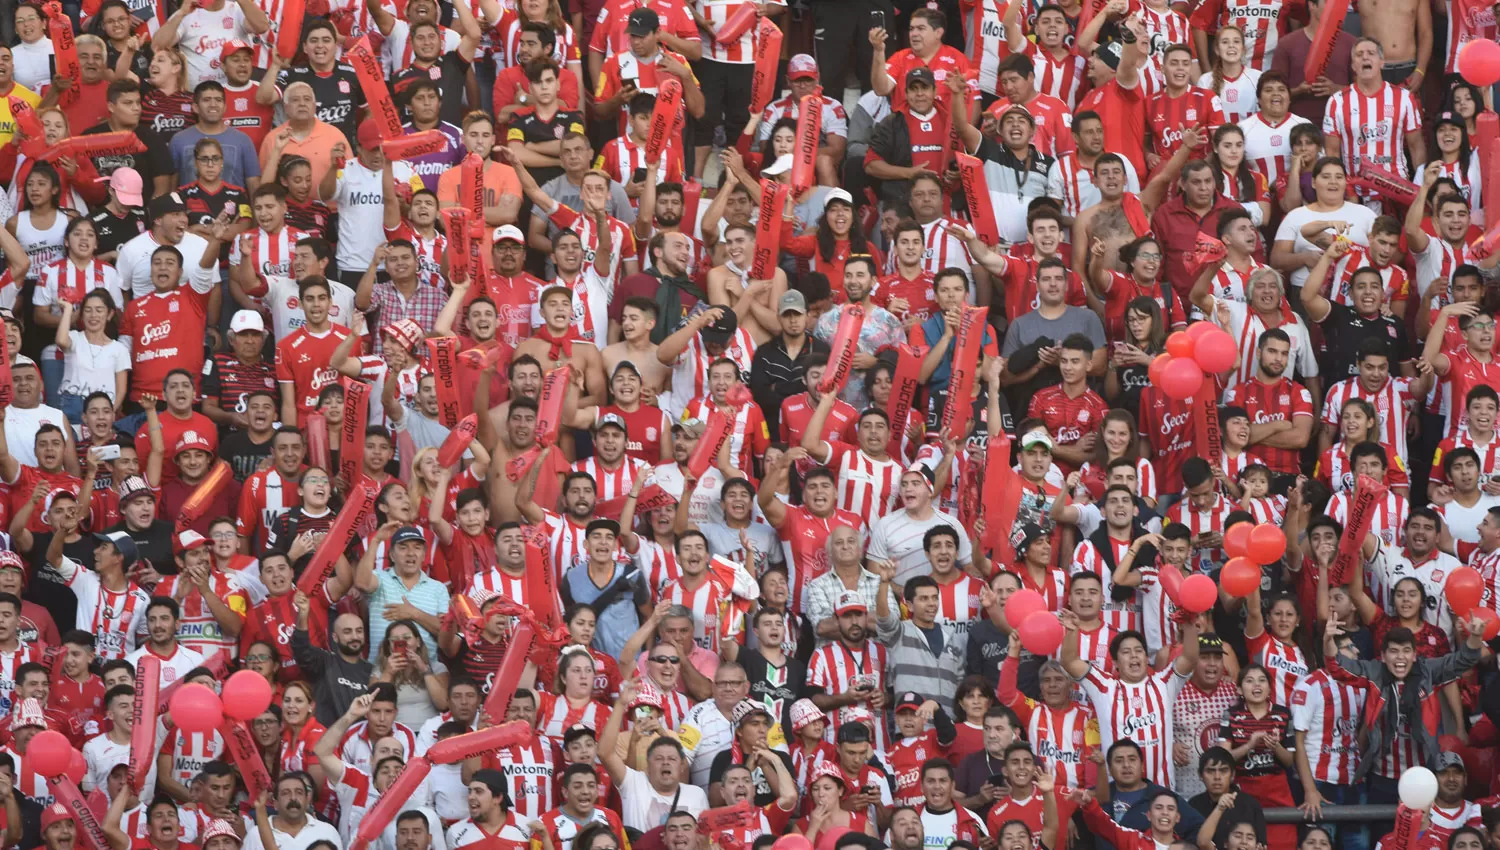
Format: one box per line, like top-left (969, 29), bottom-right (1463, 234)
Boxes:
top-left (1186, 232), bottom-right (1228, 276)
top-left (425, 721), bottom-right (533, 764)
top-left (481, 621), bottom-right (535, 722)
top-left (790, 94), bottom-right (822, 194)
top-left (1328, 473), bottom-right (1388, 585)
top-left (534, 365), bottom-right (572, 446)
top-left (44, 5), bottom-right (79, 107)
top-left (296, 478), bottom-right (378, 596)
top-left (276, 0), bottom-right (305, 59)
top-left (64, 132), bottom-right (148, 159)
top-left (1303, 0), bottom-right (1352, 82)
top-left (697, 802), bottom-right (759, 835)
top-left (524, 525), bottom-right (562, 627)
top-left (688, 408), bottom-right (735, 480)
top-left (1357, 159), bottom-right (1418, 207)
top-left (442, 207), bottom-right (471, 282)
top-left (714, 3), bottom-right (757, 43)
top-left (983, 433), bottom-right (1020, 561)
top-left (219, 720), bottom-right (272, 799)
top-left (48, 778), bottom-right (108, 850)
top-left (348, 37), bottom-right (402, 140)
top-left (816, 306), bottom-right (866, 396)
top-left (426, 337), bottom-right (462, 427)
top-left (646, 77), bottom-right (684, 165)
top-left (339, 378), bottom-right (368, 489)
top-left (11, 98), bottom-right (42, 144)
top-left (0, 332), bottom-right (11, 407)
top-left (382, 130), bottom-right (448, 161)
top-left (305, 413), bottom-right (330, 471)
top-left (1472, 219), bottom-right (1500, 259)
top-left (437, 414), bottom-right (479, 468)
top-left (348, 758), bottom-right (433, 850)
top-left (749, 18), bottom-right (783, 115)
top-left (1480, 113), bottom-right (1500, 227)
top-left (955, 153), bottom-right (1000, 246)
top-left (1192, 375), bottom-right (1222, 466)
top-left (885, 344), bottom-right (927, 459)
top-left (751, 180), bottom-right (788, 280)
top-left (174, 460), bottom-right (233, 532)
top-left (129, 655), bottom-right (159, 792)
top-left (939, 306), bottom-right (988, 440)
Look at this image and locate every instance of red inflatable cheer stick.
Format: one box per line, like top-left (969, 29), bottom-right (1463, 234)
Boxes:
top-left (128, 656), bottom-right (159, 793)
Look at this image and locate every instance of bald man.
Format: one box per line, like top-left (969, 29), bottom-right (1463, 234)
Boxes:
top-left (291, 604), bottom-right (375, 725)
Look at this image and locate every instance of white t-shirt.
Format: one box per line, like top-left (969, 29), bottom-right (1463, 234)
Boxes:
top-left (1436, 494), bottom-right (1500, 546)
top-left (617, 767), bottom-right (709, 833)
top-left (82, 731), bottom-right (159, 794)
top-left (176, 3), bottom-right (252, 86)
top-left (58, 332), bottom-right (131, 401)
top-left (118, 231), bottom-right (213, 298)
top-left (264, 275), bottom-right (358, 341)
top-left (11, 39), bottom-right (53, 92)
top-left (240, 817), bottom-right (342, 850)
top-left (4, 403), bottom-right (68, 467)
top-left (333, 159), bottom-right (419, 274)
top-left (867, 508), bottom-right (974, 585)
top-left (126, 643), bottom-right (207, 686)
top-left (1273, 203), bottom-right (1375, 291)
top-left (1198, 69), bottom-right (1261, 123)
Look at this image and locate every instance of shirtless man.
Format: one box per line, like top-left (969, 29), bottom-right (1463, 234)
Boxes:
top-left (1359, 0), bottom-right (1431, 90)
top-left (602, 297), bottom-right (671, 399)
top-left (477, 368), bottom-right (569, 524)
top-left (1072, 127), bottom-right (1204, 274)
top-left (706, 226), bottom-right (787, 343)
top-left (511, 286), bottom-right (609, 403)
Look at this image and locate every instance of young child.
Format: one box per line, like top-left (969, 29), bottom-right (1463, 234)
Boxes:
top-left (788, 699), bottom-right (837, 813)
top-left (1237, 464), bottom-right (1287, 524)
top-left (886, 693), bottom-right (957, 807)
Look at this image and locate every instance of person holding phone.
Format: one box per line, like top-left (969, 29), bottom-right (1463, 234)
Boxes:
top-left (591, 9), bottom-right (705, 134)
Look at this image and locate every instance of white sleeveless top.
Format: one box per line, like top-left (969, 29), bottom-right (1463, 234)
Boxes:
top-left (15, 210), bottom-right (67, 281)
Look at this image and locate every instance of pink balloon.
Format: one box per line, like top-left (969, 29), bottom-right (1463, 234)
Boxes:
top-left (776, 835), bottom-right (815, 850)
top-left (1159, 356), bottom-right (1203, 400)
top-left (1178, 574), bottom-right (1218, 614)
top-left (27, 730), bottom-right (71, 777)
top-left (170, 684), bottom-right (224, 734)
top-left (1193, 329), bottom-right (1238, 374)
top-left (223, 670), bottom-right (274, 722)
top-left (1004, 588), bottom-right (1046, 626)
top-left (1019, 610), bottom-right (1065, 655)
top-left (1148, 354), bottom-right (1174, 388)
top-left (1462, 39), bottom-right (1500, 87)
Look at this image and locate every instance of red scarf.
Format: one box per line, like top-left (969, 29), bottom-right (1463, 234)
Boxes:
top-left (534, 325), bottom-right (581, 361)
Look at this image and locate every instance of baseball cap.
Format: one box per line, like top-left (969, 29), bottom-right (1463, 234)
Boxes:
top-left (562, 724), bottom-right (596, 745)
top-left (493, 225), bottom-right (525, 245)
top-left (1436, 751), bottom-right (1467, 771)
top-left (229, 310), bottom-right (265, 334)
top-left (1435, 111), bottom-right (1466, 131)
top-left (356, 118), bottom-right (385, 151)
top-left (778, 290), bottom-right (807, 315)
top-left (1012, 522), bottom-right (1046, 555)
top-left (673, 418), bottom-right (706, 438)
top-left (392, 526), bottom-right (426, 546)
top-left (199, 821), bottom-right (242, 846)
top-left (699, 305), bottom-right (738, 347)
top-left (175, 530), bottom-right (209, 554)
top-left (174, 431), bottom-right (214, 458)
top-left (1095, 40), bottom-right (1124, 70)
top-left (906, 66), bottom-right (936, 87)
top-left (1020, 430), bottom-right (1054, 451)
top-left (116, 475), bottom-right (155, 505)
top-left (41, 803), bottom-right (72, 830)
top-left (761, 153), bottom-right (793, 176)
top-left (104, 168), bottom-right (144, 206)
top-left (595, 412), bottom-right (628, 434)
top-left (612, 360), bottom-right (641, 379)
top-left (788, 54), bottom-right (818, 80)
top-left (93, 529), bottom-right (139, 564)
top-left (383, 319), bottom-right (424, 351)
top-left (219, 40), bottom-right (253, 61)
top-left (991, 99), bottom-right (1035, 124)
top-left (789, 698), bottom-right (826, 732)
top-left (626, 7), bottom-right (659, 35)
top-left (833, 591), bottom-right (867, 616)
top-left (823, 188), bottom-right (854, 209)
top-left (894, 692), bottom-right (924, 713)
top-left (540, 284), bottom-right (573, 304)
top-left (1198, 633), bottom-right (1226, 655)
top-left (148, 191), bottom-right (188, 220)
top-left (12, 698), bottom-right (46, 731)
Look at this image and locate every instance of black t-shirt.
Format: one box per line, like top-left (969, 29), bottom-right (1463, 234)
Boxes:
top-left (83, 122), bottom-right (173, 197)
top-left (219, 430), bottom-right (275, 483)
top-left (738, 648), bottom-right (807, 735)
top-left (88, 205), bottom-right (148, 258)
top-left (107, 518), bottom-right (176, 578)
top-left (1317, 302), bottom-right (1411, 382)
top-left (276, 64), bottom-right (365, 142)
top-left (393, 53), bottom-right (473, 126)
top-left (105, 43), bottom-right (151, 84)
top-left (506, 108), bottom-right (585, 187)
top-left (181, 181), bottom-right (250, 262)
top-left (24, 531), bottom-right (95, 638)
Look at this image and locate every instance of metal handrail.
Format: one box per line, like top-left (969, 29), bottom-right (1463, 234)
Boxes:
top-left (1262, 805), bottom-right (1401, 824)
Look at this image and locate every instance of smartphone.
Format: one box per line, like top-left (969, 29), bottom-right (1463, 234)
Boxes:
top-left (631, 166), bottom-right (648, 183)
top-left (393, 638), bottom-right (408, 654)
top-left (95, 444), bottom-right (121, 462)
top-left (869, 9), bottom-right (885, 30)
top-left (622, 74), bottom-right (639, 90)
top-left (987, 774), bottom-right (1008, 788)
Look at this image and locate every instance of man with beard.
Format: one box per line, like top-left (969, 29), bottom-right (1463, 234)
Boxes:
top-left (292, 601), bottom-right (373, 725)
top-left (614, 231), bottom-right (707, 346)
top-left (808, 594), bottom-right (891, 747)
top-left (125, 598), bottom-right (205, 685)
top-left (436, 113), bottom-right (523, 226)
top-left (246, 773), bottom-right (341, 850)
top-left (758, 455), bottom-right (864, 617)
top-left (813, 258), bottom-right (905, 411)
top-left (1221, 329), bottom-right (1316, 477)
top-left (1363, 508), bottom-right (1461, 633)
top-left (446, 769), bottom-right (532, 850)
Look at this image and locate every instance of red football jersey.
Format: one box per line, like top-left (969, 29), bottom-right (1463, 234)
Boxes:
top-left (118, 286), bottom-right (212, 403)
top-left (1222, 376), bottom-right (1315, 474)
top-left (1148, 87), bottom-right (1226, 160)
top-left (276, 325), bottom-right (355, 420)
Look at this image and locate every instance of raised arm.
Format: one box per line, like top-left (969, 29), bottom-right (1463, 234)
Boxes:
top-left (514, 445), bottom-right (554, 525)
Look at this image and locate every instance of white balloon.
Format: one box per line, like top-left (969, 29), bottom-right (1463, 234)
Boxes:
top-left (1398, 766), bottom-right (1439, 809)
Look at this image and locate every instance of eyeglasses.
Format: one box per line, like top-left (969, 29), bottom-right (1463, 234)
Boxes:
top-left (210, 531), bottom-right (237, 541)
top-left (244, 654), bottom-right (273, 663)
top-left (715, 679), bottom-right (747, 687)
top-left (195, 155), bottom-right (223, 163)
top-left (648, 655), bottom-right (680, 664)
top-left (1135, 252), bottom-right (1162, 262)
top-left (302, 476), bottom-right (330, 484)
top-left (1471, 322), bottom-right (1496, 331)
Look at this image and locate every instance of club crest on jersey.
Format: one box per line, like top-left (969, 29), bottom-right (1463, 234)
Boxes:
top-left (1270, 135), bottom-right (1283, 146)
top-left (1186, 109), bottom-right (1198, 120)
top-left (235, 98), bottom-right (248, 110)
top-left (339, 80), bottom-right (351, 93)
top-left (169, 301), bottom-right (179, 313)
top-left (1279, 395), bottom-right (1290, 404)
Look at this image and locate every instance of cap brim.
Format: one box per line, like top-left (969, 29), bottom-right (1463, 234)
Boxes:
top-left (116, 190), bottom-right (144, 206)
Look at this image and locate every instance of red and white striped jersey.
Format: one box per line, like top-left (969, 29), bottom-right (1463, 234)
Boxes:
top-left (1189, 0), bottom-right (1283, 68)
top-left (384, 222), bottom-right (447, 288)
top-left (1245, 495), bottom-right (1288, 525)
top-left (963, 0), bottom-right (1021, 97)
top-left (808, 640), bottom-right (889, 746)
top-left (1328, 489), bottom-right (1409, 547)
top-left (1207, 258), bottom-right (1266, 303)
top-left (666, 328), bottom-right (757, 418)
top-left (758, 95), bottom-right (850, 141)
top-left (495, 11), bottom-right (579, 69)
top-left (571, 456), bottom-right (651, 503)
top-left (39, 258), bottom-right (123, 309)
top-left (235, 468), bottom-right (302, 545)
top-left (542, 510), bottom-right (592, 581)
top-left (1471, 545), bottom-right (1500, 608)
top-left (1439, 347), bottom-right (1500, 434)
top-left (1024, 42), bottom-right (1087, 110)
top-left (1416, 239), bottom-right (1477, 316)
top-left (549, 206), bottom-right (635, 288)
top-left (1320, 376), bottom-right (1415, 466)
top-left (1443, 0), bottom-right (1497, 73)
top-left (1220, 450), bottom-right (1251, 485)
top-left (1428, 155), bottom-right (1484, 218)
top-left (1430, 432), bottom-right (1500, 487)
top-left (1135, 563), bottom-right (1182, 656)
top-left (697, 0), bottom-right (786, 63)
top-left (1023, 701), bottom-right (1097, 787)
top-left (1428, 802), bottom-right (1485, 846)
top-left (1328, 245), bottom-right (1410, 306)
top-left (1072, 536), bottom-right (1139, 633)
top-left (1322, 82), bottom-right (1422, 178)
top-left (1369, 545), bottom-right (1460, 636)
top-left (1046, 152), bottom-right (1142, 220)
top-left (232, 225), bottom-right (309, 286)
top-left (338, 721), bottom-right (418, 774)
top-left (468, 568), bottom-right (529, 607)
top-left (818, 440), bottom-right (903, 520)
top-left (534, 692), bottom-right (607, 738)
top-left (157, 727), bottom-right (226, 791)
top-left (1247, 630), bottom-right (1309, 706)
top-left (1079, 664), bottom-right (1189, 787)
top-left (1239, 112), bottom-right (1312, 188)
top-left (596, 134), bottom-right (685, 211)
top-left (1066, 624), bottom-right (1118, 679)
top-left (1165, 495), bottom-right (1234, 573)
top-left (884, 218), bottom-right (974, 285)
top-left (680, 395), bottom-right (769, 476)
top-left (934, 574), bottom-right (983, 634)
top-left (661, 572), bottom-right (736, 653)
top-left (1138, 4), bottom-right (1191, 85)
top-left (776, 506), bottom-right (864, 615)
top-left (634, 538), bottom-right (681, 602)
top-left (0, 643), bottom-right (45, 714)
top-left (151, 571), bottom-right (249, 660)
top-left (62, 563), bottom-right (149, 661)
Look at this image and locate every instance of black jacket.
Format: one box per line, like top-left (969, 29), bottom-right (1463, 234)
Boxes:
top-left (292, 627), bottom-right (375, 726)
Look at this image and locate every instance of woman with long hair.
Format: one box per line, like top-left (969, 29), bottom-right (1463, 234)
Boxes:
top-left (1207, 125), bottom-right (1270, 225)
top-left (1199, 26), bottom-right (1260, 123)
top-left (8, 161), bottom-right (69, 286)
top-left (0, 108), bottom-right (97, 214)
top-left (1077, 409), bottom-right (1157, 507)
top-left (53, 287), bottom-right (128, 423)
top-left (1441, 76), bottom-right (1490, 136)
top-left (1213, 663), bottom-right (1296, 850)
top-left (535, 603), bottom-right (622, 703)
top-left (94, 0), bottom-right (151, 82)
top-left (139, 49), bottom-right (195, 135)
top-left (1104, 297), bottom-right (1167, 419)
top-left (242, 639), bottom-right (286, 706)
top-left (795, 763), bottom-right (876, 840)
top-left (1313, 398), bottom-right (1411, 495)
top-left (531, 646), bottom-right (611, 736)
top-left (736, 115), bottom-right (797, 178)
top-left (276, 156), bottom-right (332, 239)
top-left (277, 681), bottom-right (327, 801)
top-left (1349, 571), bottom-right (1451, 657)
top-left (1421, 112), bottom-right (1484, 224)
top-left (778, 192), bottom-right (882, 304)
top-left (1243, 588), bottom-right (1312, 706)
top-left (371, 620), bottom-right (450, 728)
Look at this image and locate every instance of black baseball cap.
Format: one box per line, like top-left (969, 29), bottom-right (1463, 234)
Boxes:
top-left (906, 66), bottom-right (936, 87)
top-left (626, 7), bottom-right (659, 35)
top-left (700, 305), bottom-right (738, 347)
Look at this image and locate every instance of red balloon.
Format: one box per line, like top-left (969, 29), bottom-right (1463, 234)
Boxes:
top-left (1019, 610), bottom-right (1066, 655)
top-left (170, 684), bottom-right (224, 734)
top-left (776, 835), bottom-right (815, 850)
top-left (816, 828), bottom-right (852, 850)
top-left (65, 749), bottom-right (85, 785)
top-left (1159, 357), bottom-right (1203, 400)
top-left (1221, 557), bottom-right (1261, 597)
top-left (1473, 608), bottom-right (1500, 641)
top-left (223, 670), bottom-right (274, 722)
top-left (1159, 565), bottom-right (1184, 603)
top-left (1461, 39), bottom-right (1500, 87)
top-left (27, 730), bottom-right (71, 777)
top-left (1194, 329), bottom-right (1238, 374)
top-left (1247, 523), bottom-right (1287, 565)
top-left (1148, 354), bottom-right (1173, 388)
top-left (1186, 321), bottom-right (1218, 342)
top-left (1223, 523), bottom-right (1253, 559)
top-left (1165, 331), bottom-right (1195, 359)
top-left (726, 384), bottom-right (754, 408)
top-left (1178, 574), bottom-right (1218, 613)
top-left (1447, 566), bottom-right (1485, 615)
top-left (1004, 588), bottom-right (1046, 627)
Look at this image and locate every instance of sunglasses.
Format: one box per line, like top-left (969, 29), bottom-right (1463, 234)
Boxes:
top-left (648, 655), bottom-right (680, 664)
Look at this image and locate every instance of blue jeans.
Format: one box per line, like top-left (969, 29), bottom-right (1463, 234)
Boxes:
top-left (57, 392), bottom-right (86, 426)
top-left (1315, 781), bottom-right (1369, 850)
top-left (39, 351), bottom-right (63, 409)
top-left (1365, 774), bottom-right (1400, 841)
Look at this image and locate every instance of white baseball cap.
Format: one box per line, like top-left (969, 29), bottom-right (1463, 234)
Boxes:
top-left (229, 310), bottom-right (265, 334)
top-left (761, 154), bottom-right (793, 176)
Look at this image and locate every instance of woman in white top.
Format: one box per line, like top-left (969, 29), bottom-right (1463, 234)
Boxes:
top-left (10, 4), bottom-right (54, 93)
top-left (1270, 157), bottom-right (1376, 291)
top-left (1419, 111), bottom-right (1485, 226)
top-left (6, 161), bottom-right (71, 282)
top-left (1198, 26), bottom-right (1260, 124)
top-left (53, 289), bottom-right (130, 423)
